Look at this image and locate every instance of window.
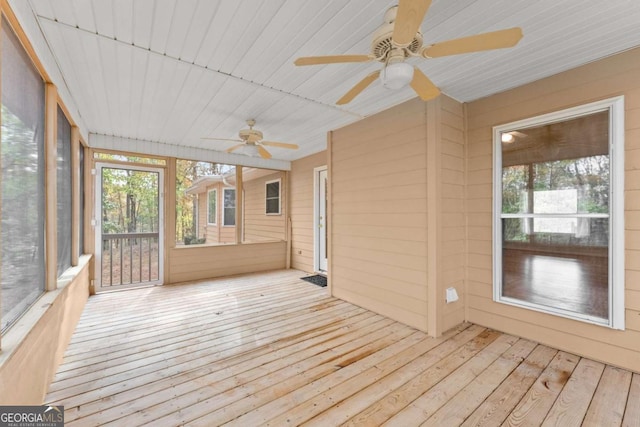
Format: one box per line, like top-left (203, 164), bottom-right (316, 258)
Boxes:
top-left (1, 17), bottom-right (46, 331)
top-left (494, 97), bottom-right (624, 328)
top-left (207, 189), bottom-right (217, 225)
top-left (265, 179), bottom-right (281, 215)
top-left (223, 188), bottom-right (236, 226)
top-left (79, 144), bottom-right (85, 255)
top-left (57, 107), bottom-right (72, 275)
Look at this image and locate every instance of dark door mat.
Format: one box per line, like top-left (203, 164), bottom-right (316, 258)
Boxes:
top-left (301, 274), bottom-right (327, 287)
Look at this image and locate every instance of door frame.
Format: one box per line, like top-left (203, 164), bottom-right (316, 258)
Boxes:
top-left (314, 165), bottom-right (328, 273)
top-left (94, 162), bottom-right (165, 292)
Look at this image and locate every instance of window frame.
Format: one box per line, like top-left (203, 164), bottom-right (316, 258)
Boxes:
top-left (265, 178), bottom-right (281, 215)
top-left (222, 187), bottom-right (236, 227)
top-left (492, 96), bottom-right (625, 329)
top-left (207, 188), bottom-right (217, 225)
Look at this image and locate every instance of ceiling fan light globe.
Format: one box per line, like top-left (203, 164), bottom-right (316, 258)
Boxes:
top-left (237, 144), bottom-right (260, 157)
top-left (381, 62), bottom-right (414, 90)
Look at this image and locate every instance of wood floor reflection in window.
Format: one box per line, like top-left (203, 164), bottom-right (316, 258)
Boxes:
top-left (502, 249), bottom-right (608, 318)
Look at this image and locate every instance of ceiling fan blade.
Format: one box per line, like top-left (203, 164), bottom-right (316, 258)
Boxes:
top-left (260, 141), bottom-right (299, 150)
top-left (226, 144), bottom-right (245, 153)
top-left (410, 67), bottom-right (440, 101)
top-left (422, 27), bottom-right (523, 58)
top-left (336, 70), bottom-right (381, 105)
top-left (294, 55), bottom-right (373, 66)
top-left (392, 0), bottom-right (433, 48)
top-left (257, 145), bottom-right (272, 159)
top-left (202, 137), bottom-right (243, 143)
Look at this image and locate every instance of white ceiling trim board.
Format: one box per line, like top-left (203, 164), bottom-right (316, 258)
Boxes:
top-left (89, 134), bottom-right (292, 171)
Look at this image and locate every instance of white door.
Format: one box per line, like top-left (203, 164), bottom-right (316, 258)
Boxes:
top-left (315, 167), bottom-right (328, 272)
top-left (95, 163), bottom-right (164, 291)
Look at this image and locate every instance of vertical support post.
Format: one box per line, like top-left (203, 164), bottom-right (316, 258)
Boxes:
top-left (45, 83), bottom-right (58, 290)
top-left (235, 166), bottom-right (243, 244)
top-left (165, 157), bottom-right (176, 284)
top-left (285, 171), bottom-right (291, 269)
top-left (71, 126), bottom-right (80, 266)
top-left (426, 97), bottom-right (443, 337)
top-left (86, 148), bottom-right (96, 294)
top-left (326, 131), bottom-right (333, 295)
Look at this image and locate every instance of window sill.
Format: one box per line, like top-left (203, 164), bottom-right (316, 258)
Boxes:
top-left (0, 254), bottom-right (92, 362)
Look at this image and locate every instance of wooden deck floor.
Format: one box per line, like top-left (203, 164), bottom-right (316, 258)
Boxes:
top-left (46, 269), bottom-right (640, 426)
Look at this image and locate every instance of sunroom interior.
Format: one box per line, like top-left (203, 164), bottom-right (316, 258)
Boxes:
top-left (1, 0), bottom-right (640, 424)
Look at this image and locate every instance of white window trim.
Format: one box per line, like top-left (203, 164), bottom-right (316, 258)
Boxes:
top-left (222, 187), bottom-right (236, 227)
top-left (265, 178), bottom-right (281, 215)
top-left (207, 188), bottom-right (217, 225)
top-left (492, 96), bottom-right (625, 330)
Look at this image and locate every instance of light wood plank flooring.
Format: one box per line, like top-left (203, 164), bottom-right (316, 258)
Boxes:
top-left (46, 269), bottom-right (639, 426)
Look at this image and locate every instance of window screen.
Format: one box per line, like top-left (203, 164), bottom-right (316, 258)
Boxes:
top-left (79, 143), bottom-right (85, 255)
top-left (1, 17), bottom-right (46, 331)
top-left (57, 107), bottom-right (72, 275)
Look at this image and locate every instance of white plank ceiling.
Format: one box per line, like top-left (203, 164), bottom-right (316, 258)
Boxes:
top-left (20, 0), bottom-right (640, 167)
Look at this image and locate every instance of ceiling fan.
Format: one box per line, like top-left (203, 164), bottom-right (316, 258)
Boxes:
top-left (294, 0), bottom-right (523, 105)
top-left (202, 119), bottom-right (299, 159)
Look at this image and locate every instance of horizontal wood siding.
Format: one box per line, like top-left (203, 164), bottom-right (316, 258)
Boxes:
top-left (201, 183), bottom-right (235, 244)
top-left (168, 241), bottom-right (286, 284)
top-left (439, 95), bottom-right (466, 332)
top-left (0, 258), bottom-right (90, 404)
top-left (331, 98), bottom-right (429, 331)
top-left (243, 171), bottom-right (286, 242)
top-left (290, 151), bottom-right (326, 273)
top-left (466, 46), bottom-right (640, 372)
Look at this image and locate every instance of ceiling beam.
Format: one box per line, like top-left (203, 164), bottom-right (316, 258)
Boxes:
top-left (90, 134), bottom-right (292, 170)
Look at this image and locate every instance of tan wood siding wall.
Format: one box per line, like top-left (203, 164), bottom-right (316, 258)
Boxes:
top-left (439, 96), bottom-right (466, 332)
top-left (243, 171), bottom-right (286, 242)
top-left (0, 258), bottom-right (90, 404)
top-left (329, 96), bottom-right (465, 334)
top-left (167, 241), bottom-right (286, 284)
top-left (466, 46), bottom-right (640, 372)
top-left (290, 151), bottom-right (327, 273)
top-left (200, 183), bottom-right (235, 245)
top-left (330, 99), bottom-right (431, 331)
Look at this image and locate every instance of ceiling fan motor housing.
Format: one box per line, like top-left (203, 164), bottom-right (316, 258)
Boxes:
top-left (239, 128), bottom-right (263, 143)
top-left (372, 6), bottom-right (423, 61)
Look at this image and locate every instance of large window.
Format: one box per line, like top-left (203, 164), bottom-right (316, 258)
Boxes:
top-left (494, 97), bottom-right (624, 328)
top-left (57, 107), bottom-right (72, 275)
top-left (223, 188), bottom-right (236, 226)
top-left (1, 17), bottom-right (46, 331)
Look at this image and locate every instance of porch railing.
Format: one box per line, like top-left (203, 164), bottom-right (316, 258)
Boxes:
top-left (101, 232), bottom-right (159, 287)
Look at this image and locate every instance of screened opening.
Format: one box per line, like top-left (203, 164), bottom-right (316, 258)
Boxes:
top-left (177, 159), bottom-right (234, 245)
top-left (1, 17), bottom-right (46, 331)
top-left (57, 106), bottom-right (72, 275)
